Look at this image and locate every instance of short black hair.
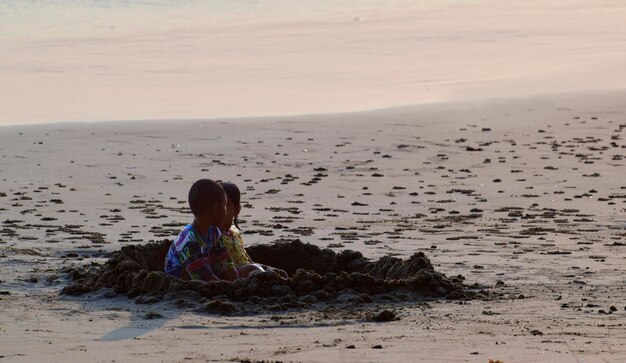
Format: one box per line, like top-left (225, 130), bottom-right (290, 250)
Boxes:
top-left (188, 179), bottom-right (225, 217)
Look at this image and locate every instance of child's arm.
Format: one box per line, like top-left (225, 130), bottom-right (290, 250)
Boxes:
top-left (221, 259), bottom-right (239, 281)
top-left (243, 249), bottom-right (253, 264)
top-left (236, 234), bottom-right (254, 264)
top-left (181, 241), bottom-right (220, 281)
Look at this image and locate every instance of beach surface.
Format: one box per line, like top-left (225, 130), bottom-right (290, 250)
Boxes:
top-left (1, 90), bottom-right (625, 362)
top-left (2, 0), bottom-right (626, 361)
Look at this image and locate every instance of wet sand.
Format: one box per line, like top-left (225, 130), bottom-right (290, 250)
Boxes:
top-left (1, 90), bottom-right (625, 362)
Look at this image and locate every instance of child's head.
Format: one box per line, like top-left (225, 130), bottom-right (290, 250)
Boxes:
top-left (188, 179), bottom-right (227, 227)
top-left (218, 181), bottom-right (242, 231)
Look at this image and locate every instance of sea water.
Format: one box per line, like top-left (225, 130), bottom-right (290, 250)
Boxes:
top-left (1, 0), bottom-right (467, 36)
top-left (1, 0), bottom-right (625, 125)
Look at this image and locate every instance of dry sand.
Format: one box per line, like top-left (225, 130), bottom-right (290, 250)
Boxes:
top-left (1, 90), bottom-right (625, 362)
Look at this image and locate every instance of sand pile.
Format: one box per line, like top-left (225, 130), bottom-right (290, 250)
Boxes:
top-left (62, 239), bottom-right (482, 312)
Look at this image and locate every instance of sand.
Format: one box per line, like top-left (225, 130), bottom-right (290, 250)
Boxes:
top-left (61, 239), bottom-right (477, 310)
top-left (1, 90), bottom-right (625, 362)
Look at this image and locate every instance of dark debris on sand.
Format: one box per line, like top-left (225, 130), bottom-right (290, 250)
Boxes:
top-left (370, 309), bottom-right (397, 322)
top-left (62, 239), bottom-right (486, 313)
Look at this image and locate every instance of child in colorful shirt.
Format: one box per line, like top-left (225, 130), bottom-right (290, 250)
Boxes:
top-left (219, 181), bottom-right (288, 278)
top-left (220, 227), bottom-right (252, 267)
top-left (164, 179), bottom-right (238, 281)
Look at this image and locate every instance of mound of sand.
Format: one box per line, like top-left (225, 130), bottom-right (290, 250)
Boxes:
top-left (62, 239), bottom-right (483, 312)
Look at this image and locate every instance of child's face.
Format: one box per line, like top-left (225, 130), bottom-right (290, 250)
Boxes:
top-left (221, 199), bottom-right (240, 230)
top-left (204, 192), bottom-right (227, 227)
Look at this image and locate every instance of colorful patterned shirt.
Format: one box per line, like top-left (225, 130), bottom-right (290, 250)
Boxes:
top-left (221, 227), bottom-right (252, 267)
top-left (164, 224), bottom-right (228, 281)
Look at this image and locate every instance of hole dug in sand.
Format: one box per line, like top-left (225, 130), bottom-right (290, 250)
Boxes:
top-left (62, 239), bottom-right (486, 313)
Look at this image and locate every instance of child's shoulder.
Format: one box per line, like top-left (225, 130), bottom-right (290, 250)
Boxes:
top-left (229, 226), bottom-right (243, 238)
top-left (172, 224), bottom-right (199, 250)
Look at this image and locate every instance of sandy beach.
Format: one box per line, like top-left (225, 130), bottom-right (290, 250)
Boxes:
top-left (2, 0), bottom-right (626, 362)
top-left (1, 90), bottom-right (625, 362)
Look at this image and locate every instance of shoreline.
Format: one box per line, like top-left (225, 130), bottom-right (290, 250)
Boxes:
top-left (3, 87), bottom-right (626, 129)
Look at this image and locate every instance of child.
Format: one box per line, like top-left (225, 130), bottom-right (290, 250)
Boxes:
top-left (218, 181), bottom-right (288, 279)
top-left (164, 179), bottom-right (239, 281)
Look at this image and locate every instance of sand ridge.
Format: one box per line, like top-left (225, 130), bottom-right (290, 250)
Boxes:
top-left (61, 239), bottom-right (483, 315)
